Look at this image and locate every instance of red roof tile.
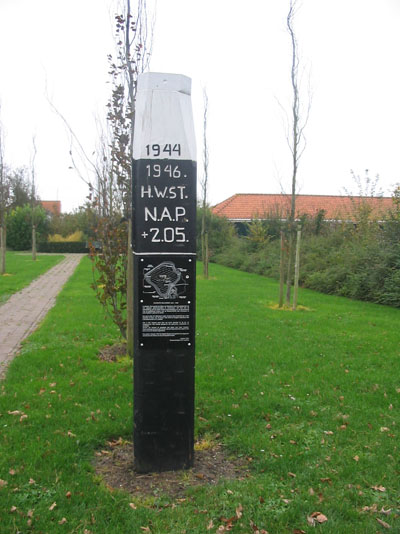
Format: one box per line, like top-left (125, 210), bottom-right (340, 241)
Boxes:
top-left (212, 194), bottom-right (393, 221)
top-left (40, 200), bottom-right (61, 215)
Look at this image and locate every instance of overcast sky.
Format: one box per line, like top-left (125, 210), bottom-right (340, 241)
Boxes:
top-left (0, 0), bottom-right (399, 213)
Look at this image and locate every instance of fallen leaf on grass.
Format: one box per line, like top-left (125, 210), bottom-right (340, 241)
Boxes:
top-left (67, 431), bottom-right (76, 438)
top-left (250, 519), bottom-right (268, 533)
top-left (27, 510), bottom-right (34, 518)
top-left (206, 519), bottom-right (214, 530)
top-left (362, 504), bottom-right (378, 513)
top-left (307, 512), bottom-right (328, 526)
top-left (58, 518), bottom-right (67, 525)
top-left (293, 530), bottom-right (306, 534)
top-left (218, 504), bottom-right (244, 531)
top-left (376, 518), bottom-right (391, 529)
top-left (10, 506), bottom-right (17, 513)
top-left (288, 472), bottom-right (296, 478)
top-left (129, 503), bottom-right (137, 510)
top-left (371, 485), bottom-right (386, 492)
top-left (9, 469), bottom-right (16, 476)
top-left (0, 479), bottom-right (7, 487)
top-left (65, 491), bottom-right (72, 498)
top-left (353, 455), bottom-right (360, 462)
top-left (49, 502), bottom-right (57, 511)
top-left (107, 437), bottom-right (124, 447)
top-left (8, 410), bottom-right (22, 415)
top-left (236, 504), bottom-right (243, 519)
top-left (140, 527), bottom-right (151, 533)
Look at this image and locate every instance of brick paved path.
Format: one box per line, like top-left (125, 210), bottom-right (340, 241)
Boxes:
top-left (0, 254), bottom-right (84, 379)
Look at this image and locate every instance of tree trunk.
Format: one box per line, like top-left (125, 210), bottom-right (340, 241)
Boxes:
top-left (285, 230), bottom-right (294, 306)
top-left (126, 220), bottom-right (134, 358)
top-left (292, 226), bottom-right (301, 310)
top-left (0, 225), bottom-right (6, 275)
top-left (279, 230), bottom-right (285, 307)
top-left (204, 232), bottom-right (209, 278)
top-left (201, 209), bottom-right (209, 279)
top-left (32, 225), bottom-right (37, 261)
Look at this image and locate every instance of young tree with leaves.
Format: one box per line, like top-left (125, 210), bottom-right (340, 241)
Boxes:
top-left (48, 1), bottom-right (153, 344)
top-left (89, 0), bottom-right (153, 347)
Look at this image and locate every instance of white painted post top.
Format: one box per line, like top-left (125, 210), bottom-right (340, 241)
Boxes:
top-left (137, 72), bottom-right (192, 95)
top-left (133, 72), bottom-right (196, 162)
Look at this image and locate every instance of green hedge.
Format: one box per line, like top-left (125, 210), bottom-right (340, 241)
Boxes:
top-left (38, 242), bottom-right (88, 253)
top-left (213, 220), bottom-right (400, 308)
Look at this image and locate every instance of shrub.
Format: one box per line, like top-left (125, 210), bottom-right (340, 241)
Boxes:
top-left (48, 230), bottom-right (85, 242)
top-left (212, 200), bottom-right (400, 308)
top-left (38, 242), bottom-right (88, 253)
top-left (7, 204), bottom-right (50, 250)
top-left (196, 208), bottom-right (236, 261)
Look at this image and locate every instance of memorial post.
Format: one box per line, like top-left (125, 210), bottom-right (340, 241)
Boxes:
top-left (132, 72), bottom-right (196, 472)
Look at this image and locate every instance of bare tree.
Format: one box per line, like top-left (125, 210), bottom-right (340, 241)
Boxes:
top-left (30, 136), bottom-right (38, 261)
top-left (281, 0), bottom-right (311, 306)
top-left (0, 115), bottom-right (8, 275)
top-left (201, 88), bottom-right (210, 279)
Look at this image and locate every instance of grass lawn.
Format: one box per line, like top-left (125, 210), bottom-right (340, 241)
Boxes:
top-left (0, 259), bottom-right (399, 533)
top-left (0, 252), bottom-right (65, 304)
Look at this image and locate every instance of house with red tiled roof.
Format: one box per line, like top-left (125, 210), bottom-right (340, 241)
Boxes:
top-left (212, 194), bottom-right (393, 223)
top-left (40, 200), bottom-right (61, 216)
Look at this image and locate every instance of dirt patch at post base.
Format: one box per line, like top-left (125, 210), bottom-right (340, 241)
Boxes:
top-left (94, 439), bottom-right (251, 500)
top-left (98, 343), bottom-right (127, 362)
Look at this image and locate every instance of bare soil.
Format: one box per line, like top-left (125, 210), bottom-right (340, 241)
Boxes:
top-left (94, 439), bottom-right (251, 500)
top-left (95, 344), bottom-right (250, 500)
top-left (98, 343), bottom-right (127, 362)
